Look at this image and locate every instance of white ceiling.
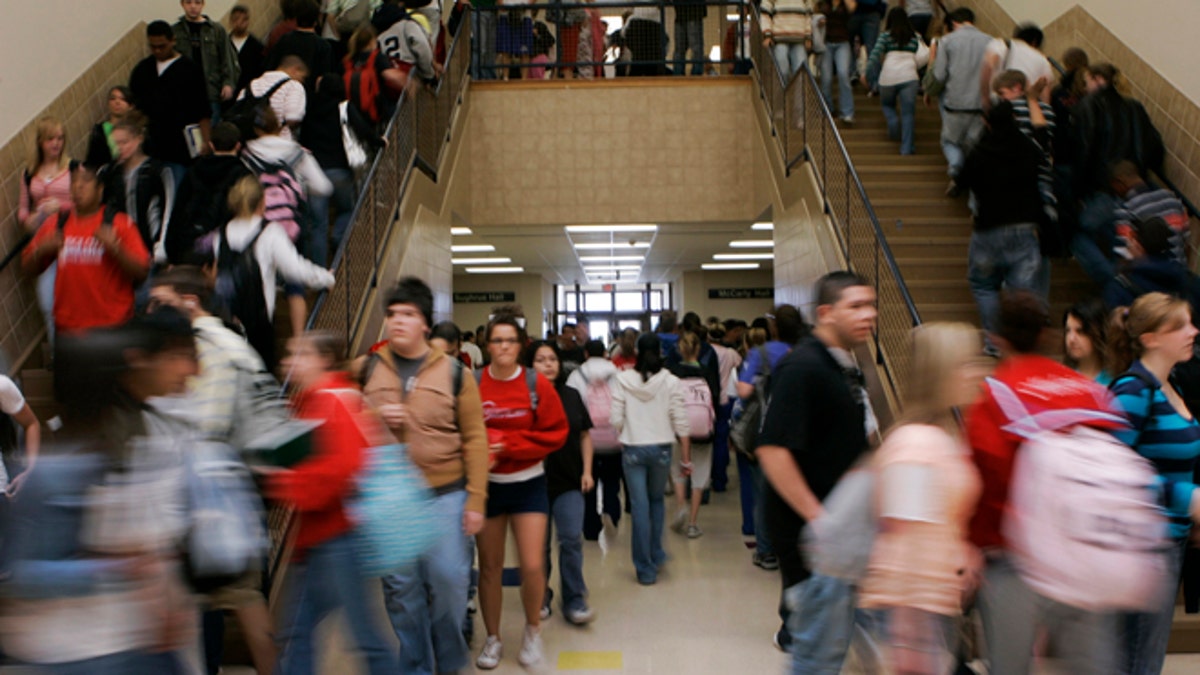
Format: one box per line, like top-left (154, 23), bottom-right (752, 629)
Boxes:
top-left (452, 221), bottom-right (775, 285)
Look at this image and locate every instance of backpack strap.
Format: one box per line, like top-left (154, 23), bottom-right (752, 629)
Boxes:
top-left (525, 367), bottom-right (539, 413)
top-left (1109, 369), bottom-right (1159, 435)
top-left (261, 77), bottom-right (290, 101)
top-left (56, 210), bottom-right (71, 231)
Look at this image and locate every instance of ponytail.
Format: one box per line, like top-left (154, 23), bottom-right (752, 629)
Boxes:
top-left (1106, 292), bottom-right (1191, 375)
top-left (1107, 306), bottom-right (1135, 376)
top-left (635, 332), bottom-right (664, 382)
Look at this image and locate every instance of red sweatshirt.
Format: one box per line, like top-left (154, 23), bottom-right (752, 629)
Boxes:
top-left (478, 366), bottom-right (569, 477)
top-left (268, 371), bottom-right (376, 554)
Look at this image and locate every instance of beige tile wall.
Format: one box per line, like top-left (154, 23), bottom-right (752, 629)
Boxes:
top-left (952, 1), bottom-right (1200, 215)
top-left (463, 80), bottom-right (760, 226)
top-left (0, 0), bottom-right (279, 372)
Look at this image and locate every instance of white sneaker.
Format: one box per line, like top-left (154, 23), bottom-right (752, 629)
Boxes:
top-left (671, 508), bottom-right (687, 534)
top-left (518, 625), bottom-right (544, 666)
top-left (476, 635), bottom-right (502, 669)
top-left (565, 606), bottom-right (596, 625)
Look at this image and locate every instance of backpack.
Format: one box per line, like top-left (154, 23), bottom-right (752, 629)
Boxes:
top-left (679, 375), bottom-right (715, 443)
top-left (214, 224), bottom-right (271, 358)
top-left (580, 370), bottom-right (620, 452)
top-left (344, 49), bottom-right (384, 124)
top-left (56, 204), bottom-right (116, 232)
top-left (242, 152), bottom-right (311, 250)
top-left (475, 367), bottom-right (539, 412)
top-left (225, 77), bottom-right (290, 142)
top-left (729, 345), bottom-right (771, 457)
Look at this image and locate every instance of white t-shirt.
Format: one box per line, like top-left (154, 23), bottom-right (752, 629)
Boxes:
top-left (986, 38), bottom-right (1052, 90)
top-left (0, 376), bottom-right (26, 416)
top-left (156, 55), bottom-right (182, 76)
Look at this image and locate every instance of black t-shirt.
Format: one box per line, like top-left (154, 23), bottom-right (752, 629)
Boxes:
top-left (756, 336), bottom-right (868, 546)
top-left (545, 384), bottom-right (592, 499)
top-left (266, 31), bottom-right (335, 89)
top-left (186, 22), bottom-right (206, 86)
top-left (390, 351), bottom-right (424, 393)
top-left (129, 55), bottom-right (211, 164)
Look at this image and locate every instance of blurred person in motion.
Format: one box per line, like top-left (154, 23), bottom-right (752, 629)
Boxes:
top-left (1108, 292), bottom-right (1200, 675)
top-left (358, 277), bottom-right (488, 675)
top-left (86, 87), bottom-right (135, 168)
top-left (526, 340), bottom-right (596, 625)
top-left (166, 121), bottom-right (252, 264)
top-left (104, 113), bottom-right (177, 265)
top-left (267, 331), bottom-right (394, 674)
top-left (610, 327), bottom-right (639, 370)
top-left (755, 272), bottom-right (877, 662)
top-left (610, 332), bottom-right (691, 585)
top-left (967, 290), bottom-right (1125, 674)
top-left (0, 308), bottom-right (201, 673)
top-left (567, 339), bottom-right (624, 540)
top-left (708, 324), bottom-right (742, 494)
top-left (473, 313), bottom-right (568, 669)
top-left (1063, 298), bottom-right (1113, 385)
top-left (0, 374), bottom-right (40, 496)
top-left (857, 322), bottom-right (986, 673)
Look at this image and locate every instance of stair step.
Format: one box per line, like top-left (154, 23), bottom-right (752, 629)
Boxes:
top-left (841, 139), bottom-right (943, 154)
top-left (18, 369), bottom-right (53, 399)
top-left (871, 199), bottom-right (972, 220)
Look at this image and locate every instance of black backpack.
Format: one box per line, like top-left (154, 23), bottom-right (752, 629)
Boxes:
top-left (214, 224), bottom-right (271, 363)
top-left (225, 78), bottom-right (290, 141)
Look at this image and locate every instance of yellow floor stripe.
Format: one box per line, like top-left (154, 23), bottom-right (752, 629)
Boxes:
top-left (557, 650), bottom-right (624, 670)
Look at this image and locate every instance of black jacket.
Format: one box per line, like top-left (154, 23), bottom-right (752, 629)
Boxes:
top-left (86, 122), bottom-right (117, 169)
top-left (235, 33), bottom-right (267, 95)
top-left (956, 123), bottom-right (1048, 230)
top-left (104, 158), bottom-right (175, 257)
top-left (300, 92), bottom-right (384, 170)
top-left (1102, 257), bottom-right (1200, 314)
top-left (166, 154), bottom-right (252, 264)
top-left (1073, 87), bottom-right (1165, 195)
top-left (129, 55), bottom-right (211, 165)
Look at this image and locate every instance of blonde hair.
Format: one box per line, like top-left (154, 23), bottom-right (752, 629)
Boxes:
top-left (1108, 292), bottom-right (1191, 374)
top-left (678, 331), bottom-right (701, 362)
top-left (227, 175), bottom-right (265, 218)
top-left (899, 322), bottom-right (983, 429)
top-left (27, 117), bottom-right (70, 176)
top-left (746, 327), bottom-right (767, 348)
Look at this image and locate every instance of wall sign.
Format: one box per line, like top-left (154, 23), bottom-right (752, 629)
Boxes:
top-left (454, 291), bottom-right (517, 303)
top-left (708, 288), bottom-right (775, 300)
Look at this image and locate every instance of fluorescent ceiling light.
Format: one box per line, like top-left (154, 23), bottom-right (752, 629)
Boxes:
top-left (703, 263), bottom-right (760, 270)
top-left (451, 244), bottom-right (495, 253)
top-left (584, 265), bottom-right (641, 272)
top-left (450, 227), bottom-right (473, 236)
top-left (565, 224), bottom-right (658, 233)
top-left (452, 257), bottom-right (512, 265)
top-left (751, 222), bottom-right (774, 231)
top-left (465, 266), bottom-right (524, 274)
top-left (573, 242), bottom-right (651, 250)
top-left (730, 240), bottom-right (774, 248)
top-left (714, 253), bottom-right (774, 260)
top-left (579, 255), bottom-right (645, 262)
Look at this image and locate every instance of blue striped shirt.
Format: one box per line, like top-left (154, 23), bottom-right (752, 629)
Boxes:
top-left (1111, 362), bottom-right (1200, 539)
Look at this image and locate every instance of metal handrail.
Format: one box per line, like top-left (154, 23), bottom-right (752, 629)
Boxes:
top-left (0, 233), bottom-right (32, 274)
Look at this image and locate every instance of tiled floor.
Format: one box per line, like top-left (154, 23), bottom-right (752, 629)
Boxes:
top-left (229, 470), bottom-right (1200, 674)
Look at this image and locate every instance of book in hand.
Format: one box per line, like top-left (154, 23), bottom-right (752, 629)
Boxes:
top-left (184, 124), bottom-right (205, 158)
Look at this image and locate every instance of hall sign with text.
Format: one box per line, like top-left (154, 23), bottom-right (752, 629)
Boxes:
top-left (708, 288), bottom-right (775, 300)
top-left (453, 292), bottom-right (516, 303)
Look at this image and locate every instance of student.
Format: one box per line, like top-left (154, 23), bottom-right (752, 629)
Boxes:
top-left (668, 331), bottom-right (719, 538)
top-left (0, 375), bottom-right (41, 496)
top-left (230, 4), bottom-right (267, 96)
top-left (166, 121), bottom-right (252, 264)
top-left (85, 87), bottom-right (135, 168)
top-left (1063, 298), bottom-right (1112, 385)
top-left (265, 0), bottom-right (335, 87)
top-left (19, 117), bottom-right (75, 348)
top-left (242, 56), bottom-right (309, 141)
top-left (105, 113), bottom-right (176, 264)
top-left (173, 0), bottom-right (241, 122)
top-left (567, 339), bottom-right (624, 539)
top-left (864, 7), bottom-right (928, 156)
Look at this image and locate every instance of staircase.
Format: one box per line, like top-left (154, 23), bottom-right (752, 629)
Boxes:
top-left (838, 88), bottom-right (1094, 326)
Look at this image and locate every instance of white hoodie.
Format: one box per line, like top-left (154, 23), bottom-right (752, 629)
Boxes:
top-left (566, 356), bottom-right (619, 399)
top-left (610, 368), bottom-right (690, 446)
top-left (214, 216), bottom-right (336, 317)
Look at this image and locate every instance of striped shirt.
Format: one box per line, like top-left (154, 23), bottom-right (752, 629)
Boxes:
top-left (1111, 362), bottom-right (1200, 539)
top-left (188, 315), bottom-right (269, 441)
top-left (1010, 98), bottom-right (1058, 220)
top-left (1114, 183), bottom-right (1189, 264)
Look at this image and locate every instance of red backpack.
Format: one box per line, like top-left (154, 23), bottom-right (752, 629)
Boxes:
top-left (344, 49), bottom-right (383, 124)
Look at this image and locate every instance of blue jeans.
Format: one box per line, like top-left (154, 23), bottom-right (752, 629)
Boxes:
top-left (23, 651), bottom-right (180, 674)
top-left (623, 443), bottom-right (671, 583)
top-left (545, 490), bottom-right (588, 613)
top-left (276, 532), bottom-right (394, 675)
top-left (473, 10), bottom-right (497, 80)
top-left (711, 401), bottom-right (732, 491)
top-left (880, 80), bottom-right (918, 155)
top-left (308, 167), bottom-right (356, 267)
top-left (967, 224), bottom-right (1043, 335)
top-left (848, 11), bottom-right (881, 75)
top-left (1122, 538), bottom-right (1187, 675)
top-left (673, 18), bottom-right (705, 76)
top-left (820, 42), bottom-right (854, 120)
top-left (773, 41), bottom-right (809, 85)
top-left (37, 262), bottom-right (56, 349)
top-left (941, 107), bottom-right (985, 178)
top-left (1071, 191), bottom-right (1121, 285)
top-left (381, 490), bottom-right (471, 675)
top-left (786, 574), bottom-right (858, 675)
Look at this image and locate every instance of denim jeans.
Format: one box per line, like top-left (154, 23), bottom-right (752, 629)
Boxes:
top-left (1122, 538), bottom-right (1188, 675)
top-left (37, 262), bottom-right (56, 349)
top-left (23, 651), bottom-right (181, 675)
top-left (473, 10), bottom-right (498, 80)
top-left (308, 167), bottom-right (356, 267)
top-left (967, 224), bottom-right (1043, 335)
top-left (879, 80), bottom-right (919, 155)
top-left (786, 574), bottom-right (858, 675)
top-left (544, 490), bottom-right (588, 613)
top-left (623, 443), bottom-right (671, 583)
top-left (673, 18), bottom-right (705, 76)
top-left (381, 490), bottom-right (471, 675)
top-left (773, 41), bottom-right (809, 85)
top-left (276, 532), bottom-right (394, 675)
top-left (711, 401), bottom-right (733, 491)
top-left (820, 42), bottom-right (854, 120)
top-left (584, 453), bottom-right (623, 539)
top-left (941, 108), bottom-right (985, 178)
top-left (848, 11), bottom-right (881, 75)
top-left (980, 555), bottom-right (1118, 675)
top-left (856, 607), bottom-right (957, 674)
top-left (1071, 191), bottom-right (1121, 285)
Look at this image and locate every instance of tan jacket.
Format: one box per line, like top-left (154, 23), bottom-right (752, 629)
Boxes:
top-left (361, 347), bottom-right (489, 515)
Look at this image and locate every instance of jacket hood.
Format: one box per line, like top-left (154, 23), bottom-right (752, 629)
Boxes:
top-left (578, 357), bottom-right (618, 382)
top-left (617, 368), bottom-right (674, 402)
top-left (245, 136), bottom-right (304, 165)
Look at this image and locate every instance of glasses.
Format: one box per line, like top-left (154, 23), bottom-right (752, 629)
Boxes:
top-left (489, 338), bottom-right (522, 346)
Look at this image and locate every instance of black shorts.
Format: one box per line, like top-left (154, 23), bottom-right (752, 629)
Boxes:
top-left (486, 474), bottom-right (549, 518)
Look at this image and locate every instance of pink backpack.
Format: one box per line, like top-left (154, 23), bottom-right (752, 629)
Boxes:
top-left (581, 372), bottom-right (621, 452)
top-left (679, 376), bottom-right (715, 442)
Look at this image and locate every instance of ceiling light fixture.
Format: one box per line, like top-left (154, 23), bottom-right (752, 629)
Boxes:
top-left (565, 224), bottom-right (658, 233)
top-left (451, 244), bottom-right (495, 253)
top-left (452, 257), bottom-right (512, 265)
top-left (714, 253), bottom-right (774, 261)
top-left (729, 240), bottom-right (774, 248)
top-left (579, 255), bottom-right (645, 262)
top-left (450, 227), bottom-right (473, 236)
top-left (572, 242), bottom-right (652, 250)
top-left (702, 263), bottom-right (760, 270)
top-left (465, 266), bottom-right (524, 274)
top-left (751, 222), bottom-right (774, 231)
top-left (584, 265), bottom-right (641, 272)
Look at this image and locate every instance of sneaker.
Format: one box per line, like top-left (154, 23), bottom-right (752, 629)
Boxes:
top-left (840, 116), bottom-right (855, 126)
top-left (601, 513), bottom-right (617, 532)
top-left (753, 552), bottom-right (780, 570)
top-left (518, 625), bottom-right (544, 666)
top-left (565, 606), bottom-right (596, 625)
top-left (540, 604), bottom-right (551, 620)
top-left (773, 627), bottom-right (792, 653)
top-left (671, 508), bottom-right (687, 534)
top-left (476, 636), bottom-right (502, 669)
top-left (686, 524), bottom-right (703, 538)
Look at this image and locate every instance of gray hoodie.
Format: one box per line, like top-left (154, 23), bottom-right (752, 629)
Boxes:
top-left (610, 368), bottom-right (689, 446)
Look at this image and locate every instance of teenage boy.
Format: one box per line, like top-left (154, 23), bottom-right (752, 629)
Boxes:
top-left (230, 5), bottom-right (266, 95)
top-left (173, 0), bottom-right (241, 122)
top-left (167, 121), bottom-right (252, 263)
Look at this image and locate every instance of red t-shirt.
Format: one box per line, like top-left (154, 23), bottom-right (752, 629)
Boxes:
top-left (611, 353), bottom-right (637, 370)
top-left (24, 209), bottom-right (149, 334)
top-left (477, 366), bottom-right (569, 477)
